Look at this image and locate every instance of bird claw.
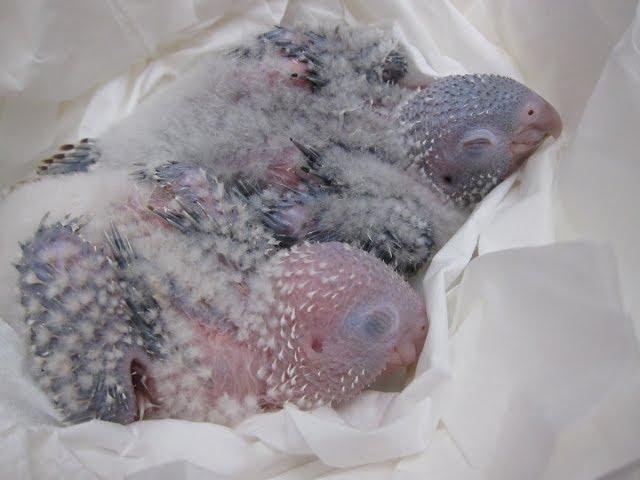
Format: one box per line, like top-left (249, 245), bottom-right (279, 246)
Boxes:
top-left (37, 138), bottom-right (100, 175)
top-left (381, 50), bottom-right (408, 84)
top-left (260, 26), bottom-right (328, 90)
top-left (364, 49), bottom-right (409, 85)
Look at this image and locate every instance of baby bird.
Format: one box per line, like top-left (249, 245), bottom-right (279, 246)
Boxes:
top-left (16, 163), bottom-right (427, 425)
top-left (36, 24), bottom-right (562, 274)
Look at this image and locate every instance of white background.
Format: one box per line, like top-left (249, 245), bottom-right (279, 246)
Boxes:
top-left (0, 1), bottom-right (639, 478)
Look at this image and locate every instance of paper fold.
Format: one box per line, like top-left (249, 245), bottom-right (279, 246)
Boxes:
top-left (1, 1), bottom-right (638, 478)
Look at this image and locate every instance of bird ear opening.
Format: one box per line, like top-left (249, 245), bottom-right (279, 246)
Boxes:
top-left (130, 357), bottom-right (159, 421)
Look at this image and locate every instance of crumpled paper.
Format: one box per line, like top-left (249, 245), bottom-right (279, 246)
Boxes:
top-left (1, 1), bottom-right (639, 478)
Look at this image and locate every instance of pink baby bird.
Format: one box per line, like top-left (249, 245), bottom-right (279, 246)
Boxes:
top-left (17, 163), bottom-right (426, 425)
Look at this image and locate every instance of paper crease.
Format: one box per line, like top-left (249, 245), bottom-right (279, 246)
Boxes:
top-left (1, 1), bottom-right (638, 478)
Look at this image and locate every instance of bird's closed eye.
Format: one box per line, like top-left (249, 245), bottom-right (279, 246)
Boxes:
top-left (461, 129), bottom-right (497, 152)
top-left (463, 137), bottom-right (493, 147)
top-left (364, 312), bottom-right (392, 337)
top-left (345, 307), bottom-right (398, 341)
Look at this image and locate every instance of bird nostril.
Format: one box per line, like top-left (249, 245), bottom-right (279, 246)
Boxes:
top-left (528, 109), bottom-right (534, 116)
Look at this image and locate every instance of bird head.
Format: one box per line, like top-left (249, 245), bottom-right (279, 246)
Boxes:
top-left (400, 74), bottom-right (562, 207)
top-left (262, 241), bottom-right (427, 408)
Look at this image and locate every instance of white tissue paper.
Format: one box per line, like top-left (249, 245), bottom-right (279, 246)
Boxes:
top-left (1, 1), bottom-right (639, 478)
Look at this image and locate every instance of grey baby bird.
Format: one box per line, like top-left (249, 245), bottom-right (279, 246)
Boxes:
top-left (37, 24), bottom-right (562, 274)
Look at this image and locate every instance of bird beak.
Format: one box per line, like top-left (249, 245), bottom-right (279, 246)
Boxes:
top-left (387, 319), bottom-right (428, 372)
top-left (510, 93), bottom-right (563, 164)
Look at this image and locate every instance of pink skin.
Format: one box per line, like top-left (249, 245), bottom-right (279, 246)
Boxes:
top-left (139, 241), bottom-right (427, 419)
top-left (236, 52), bottom-right (316, 91)
top-left (263, 57), bottom-right (313, 88)
top-left (118, 175), bottom-right (428, 421)
top-left (259, 242), bottom-right (427, 409)
top-left (146, 326), bottom-right (267, 420)
top-left (509, 92), bottom-right (563, 170)
top-left (261, 146), bottom-right (307, 187)
top-left (136, 243), bottom-right (427, 418)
